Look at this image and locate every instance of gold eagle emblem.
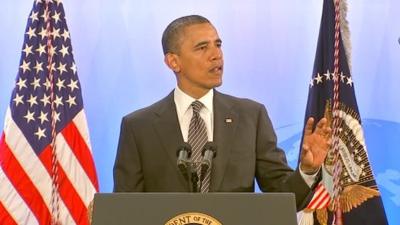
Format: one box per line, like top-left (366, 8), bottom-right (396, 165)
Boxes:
top-left (316, 184), bottom-right (380, 225)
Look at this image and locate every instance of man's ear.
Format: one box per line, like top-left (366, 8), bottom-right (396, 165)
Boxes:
top-left (164, 53), bottom-right (181, 73)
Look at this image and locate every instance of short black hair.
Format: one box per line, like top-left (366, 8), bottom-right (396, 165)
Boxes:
top-left (161, 15), bottom-right (210, 55)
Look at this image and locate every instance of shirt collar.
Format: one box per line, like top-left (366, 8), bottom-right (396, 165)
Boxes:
top-left (174, 86), bottom-right (214, 114)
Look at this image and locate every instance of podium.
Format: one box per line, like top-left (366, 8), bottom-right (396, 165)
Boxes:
top-left (91, 193), bottom-right (297, 225)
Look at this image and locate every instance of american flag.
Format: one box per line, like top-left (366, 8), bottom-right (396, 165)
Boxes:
top-left (0, 0), bottom-right (98, 224)
top-left (297, 0), bottom-right (387, 225)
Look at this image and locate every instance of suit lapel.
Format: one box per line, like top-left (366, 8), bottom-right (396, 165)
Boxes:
top-left (211, 91), bottom-right (238, 191)
top-left (152, 90), bottom-right (239, 191)
top-left (152, 92), bottom-right (188, 188)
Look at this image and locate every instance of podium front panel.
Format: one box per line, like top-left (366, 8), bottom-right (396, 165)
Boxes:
top-left (92, 193), bottom-right (297, 225)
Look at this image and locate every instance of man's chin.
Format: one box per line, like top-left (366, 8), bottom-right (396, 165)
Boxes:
top-left (210, 80), bottom-right (222, 89)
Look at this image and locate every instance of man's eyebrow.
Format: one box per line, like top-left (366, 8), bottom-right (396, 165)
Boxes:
top-left (194, 41), bottom-right (209, 48)
top-left (194, 39), bottom-right (222, 48)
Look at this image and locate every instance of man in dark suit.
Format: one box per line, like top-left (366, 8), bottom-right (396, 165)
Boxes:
top-left (113, 15), bottom-right (331, 209)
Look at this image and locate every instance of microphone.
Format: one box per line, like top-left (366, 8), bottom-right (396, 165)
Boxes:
top-left (200, 142), bottom-right (217, 180)
top-left (176, 143), bottom-right (192, 180)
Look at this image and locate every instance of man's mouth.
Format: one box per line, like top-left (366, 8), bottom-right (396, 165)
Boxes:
top-left (209, 65), bottom-right (223, 74)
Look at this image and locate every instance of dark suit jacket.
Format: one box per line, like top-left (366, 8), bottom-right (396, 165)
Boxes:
top-left (113, 90), bottom-right (314, 209)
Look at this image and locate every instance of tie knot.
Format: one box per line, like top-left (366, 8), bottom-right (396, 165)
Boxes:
top-left (191, 100), bottom-right (204, 113)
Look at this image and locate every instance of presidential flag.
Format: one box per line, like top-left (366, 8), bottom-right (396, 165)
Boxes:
top-left (0, 0), bottom-right (98, 224)
top-left (297, 0), bottom-right (388, 224)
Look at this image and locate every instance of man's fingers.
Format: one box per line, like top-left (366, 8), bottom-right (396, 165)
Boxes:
top-left (324, 126), bottom-right (332, 137)
top-left (327, 138), bottom-right (332, 147)
top-left (301, 144), bottom-right (310, 157)
top-left (315, 117), bottom-right (329, 135)
top-left (304, 117), bottom-right (315, 135)
top-left (304, 117), bottom-right (331, 137)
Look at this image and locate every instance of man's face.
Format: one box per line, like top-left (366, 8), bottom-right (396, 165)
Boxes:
top-left (171, 23), bottom-right (224, 98)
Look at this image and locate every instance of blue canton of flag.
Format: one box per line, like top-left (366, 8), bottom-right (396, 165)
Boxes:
top-left (297, 0), bottom-right (388, 225)
top-left (11, 0), bottom-right (81, 156)
top-left (0, 0), bottom-right (98, 224)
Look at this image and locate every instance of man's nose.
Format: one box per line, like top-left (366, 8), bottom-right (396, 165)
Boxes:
top-left (210, 46), bottom-right (223, 61)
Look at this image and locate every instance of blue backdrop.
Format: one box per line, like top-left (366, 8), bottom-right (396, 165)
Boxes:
top-left (1, 1), bottom-right (399, 224)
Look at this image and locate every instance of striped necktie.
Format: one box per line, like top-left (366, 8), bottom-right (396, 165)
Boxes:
top-left (188, 100), bottom-right (210, 193)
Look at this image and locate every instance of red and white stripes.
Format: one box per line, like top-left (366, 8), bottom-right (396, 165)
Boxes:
top-left (307, 183), bottom-right (331, 210)
top-left (0, 109), bottom-right (98, 225)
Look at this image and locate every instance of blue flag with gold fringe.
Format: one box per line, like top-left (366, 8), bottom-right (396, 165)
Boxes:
top-left (297, 0), bottom-right (388, 224)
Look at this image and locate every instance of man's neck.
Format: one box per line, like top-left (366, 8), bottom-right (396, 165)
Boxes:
top-left (177, 84), bottom-right (211, 99)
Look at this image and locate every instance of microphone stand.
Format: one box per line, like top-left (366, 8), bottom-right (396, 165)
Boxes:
top-left (177, 143), bottom-right (198, 192)
top-left (200, 142), bottom-right (217, 188)
top-left (188, 162), bottom-right (199, 193)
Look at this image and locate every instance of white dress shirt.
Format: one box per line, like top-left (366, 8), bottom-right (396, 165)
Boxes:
top-left (174, 86), bottom-right (214, 142)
